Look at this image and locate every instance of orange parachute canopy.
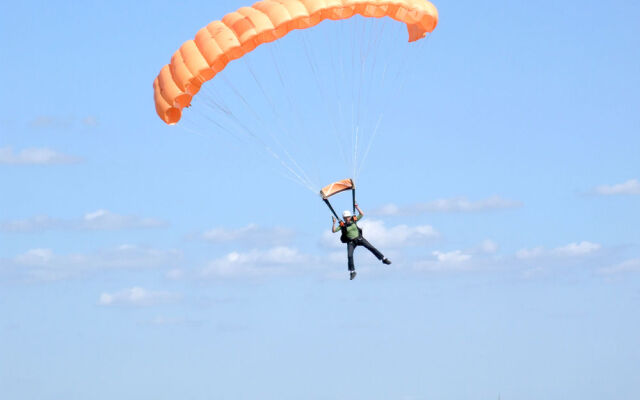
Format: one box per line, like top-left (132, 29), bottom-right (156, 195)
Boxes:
top-left (153, 0), bottom-right (438, 125)
top-left (320, 178), bottom-right (354, 199)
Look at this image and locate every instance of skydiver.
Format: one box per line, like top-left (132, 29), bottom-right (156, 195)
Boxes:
top-left (332, 203), bottom-right (391, 280)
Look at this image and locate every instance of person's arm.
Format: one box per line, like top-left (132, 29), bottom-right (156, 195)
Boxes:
top-left (355, 204), bottom-right (364, 220)
top-left (332, 217), bottom-right (341, 233)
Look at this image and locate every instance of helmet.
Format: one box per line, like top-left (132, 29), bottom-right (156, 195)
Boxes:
top-left (342, 210), bottom-right (352, 218)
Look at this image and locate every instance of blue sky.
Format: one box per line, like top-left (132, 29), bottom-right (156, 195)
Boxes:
top-left (1, 0), bottom-right (639, 399)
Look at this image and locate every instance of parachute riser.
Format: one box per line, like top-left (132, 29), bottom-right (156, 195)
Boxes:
top-left (323, 198), bottom-right (341, 222)
top-left (352, 187), bottom-right (357, 215)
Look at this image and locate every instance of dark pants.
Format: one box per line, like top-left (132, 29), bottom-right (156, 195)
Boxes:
top-left (347, 236), bottom-right (384, 271)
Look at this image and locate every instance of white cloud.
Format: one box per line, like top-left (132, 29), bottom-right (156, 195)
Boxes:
top-left (410, 239), bottom-right (607, 276)
top-left (414, 249), bottom-right (474, 272)
top-left (202, 224), bottom-right (293, 245)
top-left (0, 146), bottom-right (81, 165)
top-left (514, 241), bottom-right (605, 279)
top-left (374, 196), bottom-right (522, 216)
top-left (29, 116), bottom-right (72, 129)
top-left (321, 219), bottom-right (439, 249)
top-left (554, 241), bottom-right (602, 256)
top-left (0, 210), bottom-right (166, 232)
top-left (98, 287), bottom-right (178, 307)
top-left (166, 269), bottom-right (184, 280)
top-left (80, 209), bottom-right (166, 230)
top-left (479, 239), bottom-right (499, 254)
top-left (516, 246), bottom-right (545, 259)
top-left (0, 215), bottom-right (57, 232)
top-left (593, 179), bottom-right (640, 195)
top-left (599, 258), bottom-right (640, 275)
top-left (375, 203), bottom-right (401, 216)
top-left (4, 245), bottom-right (181, 281)
top-left (433, 250), bottom-right (472, 263)
top-left (15, 248), bottom-right (55, 266)
top-left (516, 241), bottom-right (601, 260)
top-left (359, 220), bottom-right (439, 248)
top-left (200, 246), bottom-right (311, 279)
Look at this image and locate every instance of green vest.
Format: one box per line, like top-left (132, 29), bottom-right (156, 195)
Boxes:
top-left (344, 221), bottom-right (360, 240)
top-left (342, 217), bottom-right (362, 240)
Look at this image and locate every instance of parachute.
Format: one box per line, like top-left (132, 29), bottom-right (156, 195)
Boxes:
top-left (153, 0), bottom-right (439, 125)
top-left (153, 0), bottom-right (439, 202)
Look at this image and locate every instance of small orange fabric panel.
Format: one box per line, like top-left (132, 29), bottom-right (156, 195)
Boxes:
top-left (180, 40), bottom-right (213, 83)
top-left (154, 0), bottom-right (439, 125)
top-left (170, 51), bottom-right (194, 93)
top-left (321, 178), bottom-right (355, 199)
top-left (194, 27), bottom-right (223, 63)
top-left (157, 65), bottom-right (185, 108)
top-left (237, 7), bottom-right (278, 43)
top-left (154, 77), bottom-right (182, 125)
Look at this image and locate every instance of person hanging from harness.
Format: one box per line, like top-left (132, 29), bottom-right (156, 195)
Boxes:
top-left (321, 178), bottom-right (391, 280)
top-left (331, 203), bottom-right (391, 280)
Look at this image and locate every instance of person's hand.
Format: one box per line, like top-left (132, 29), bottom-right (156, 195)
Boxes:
top-left (332, 217), bottom-right (336, 223)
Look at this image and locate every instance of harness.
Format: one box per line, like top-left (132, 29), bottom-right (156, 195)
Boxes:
top-left (340, 220), bottom-right (362, 243)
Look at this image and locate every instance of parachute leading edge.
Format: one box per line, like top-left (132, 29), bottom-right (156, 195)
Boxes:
top-left (153, 0), bottom-right (439, 125)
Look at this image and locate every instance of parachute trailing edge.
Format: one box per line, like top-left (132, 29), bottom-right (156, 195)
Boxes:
top-left (153, 0), bottom-right (439, 125)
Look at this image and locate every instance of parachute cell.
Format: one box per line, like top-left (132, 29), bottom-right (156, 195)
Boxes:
top-left (153, 0), bottom-right (439, 125)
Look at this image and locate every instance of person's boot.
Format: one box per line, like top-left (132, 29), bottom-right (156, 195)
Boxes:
top-left (349, 270), bottom-right (357, 280)
top-left (382, 258), bottom-right (392, 265)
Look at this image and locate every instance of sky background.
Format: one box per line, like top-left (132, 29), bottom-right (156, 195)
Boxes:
top-left (1, 1), bottom-right (639, 399)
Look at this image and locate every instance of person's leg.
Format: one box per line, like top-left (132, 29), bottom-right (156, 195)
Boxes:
top-left (358, 236), bottom-right (384, 260)
top-left (347, 241), bottom-right (356, 271)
